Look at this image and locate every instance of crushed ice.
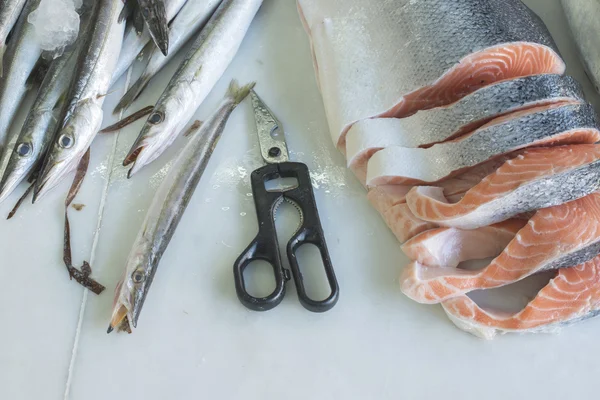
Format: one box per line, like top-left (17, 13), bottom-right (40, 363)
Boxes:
top-left (27, 0), bottom-right (83, 58)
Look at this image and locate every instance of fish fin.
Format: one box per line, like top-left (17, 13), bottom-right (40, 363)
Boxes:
top-left (183, 120), bottom-right (203, 137)
top-left (113, 73), bottom-right (151, 114)
top-left (133, 5), bottom-right (145, 35)
top-left (100, 106), bottom-right (154, 133)
top-left (26, 57), bottom-right (51, 89)
top-left (119, 0), bottom-right (133, 23)
top-left (0, 45), bottom-right (4, 78)
top-left (228, 80), bottom-right (256, 105)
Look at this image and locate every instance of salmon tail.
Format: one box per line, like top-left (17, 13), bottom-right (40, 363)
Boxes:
top-left (227, 79), bottom-right (256, 106)
top-left (113, 73), bottom-right (151, 114)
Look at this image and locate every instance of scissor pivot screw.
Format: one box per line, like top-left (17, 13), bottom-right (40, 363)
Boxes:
top-left (268, 147), bottom-right (281, 157)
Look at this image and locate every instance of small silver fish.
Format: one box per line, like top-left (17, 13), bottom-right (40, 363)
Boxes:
top-left (561, 0), bottom-right (600, 94)
top-left (33, 0), bottom-right (126, 202)
top-left (0, 0), bottom-right (27, 77)
top-left (113, 0), bottom-right (223, 112)
top-left (135, 0), bottom-right (170, 56)
top-left (122, 0), bottom-right (263, 178)
top-left (0, 49), bottom-right (79, 204)
top-left (0, 0), bottom-right (44, 152)
top-left (108, 79), bottom-right (254, 333)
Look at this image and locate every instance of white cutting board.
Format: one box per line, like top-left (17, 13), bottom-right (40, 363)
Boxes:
top-left (1, 1), bottom-right (599, 399)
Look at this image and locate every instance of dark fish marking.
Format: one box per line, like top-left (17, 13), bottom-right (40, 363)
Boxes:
top-left (100, 105), bottom-right (154, 132)
top-left (183, 120), bottom-right (203, 137)
top-left (63, 148), bottom-right (105, 295)
top-left (6, 182), bottom-right (34, 220)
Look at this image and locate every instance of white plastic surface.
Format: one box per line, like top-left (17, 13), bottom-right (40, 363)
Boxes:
top-left (1, 1), bottom-right (600, 399)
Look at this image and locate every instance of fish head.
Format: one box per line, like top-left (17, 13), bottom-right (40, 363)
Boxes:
top-left (124, 99), bottom-right (184, 177)
top-left (108, 246), bottom-right (158, 333)
top-left (33, 102), bottom-right (103, 202)
top-left (0, 112), bottom-right (57, 203)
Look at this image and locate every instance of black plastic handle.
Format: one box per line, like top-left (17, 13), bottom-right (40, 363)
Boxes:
top-left (233, 162), bottom-right (339, 312)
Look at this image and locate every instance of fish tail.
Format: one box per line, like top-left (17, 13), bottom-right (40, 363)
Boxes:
top-left (113, 74), bottom-right (151, 114)
top-left (228, 80), bottom-right (256, 106)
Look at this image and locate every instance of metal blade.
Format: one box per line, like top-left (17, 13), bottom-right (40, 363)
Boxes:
top-left (250, 89), bottom-right (289, 164)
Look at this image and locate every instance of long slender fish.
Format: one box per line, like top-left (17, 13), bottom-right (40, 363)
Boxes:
top-left (108, 80), bottom-right (254, 333)
top-left (114, 0), bottom-right (223, 112)
top-left (33, 0), bottom-right (125, 202)
top-left (561, 0), bottom-right (600, 94)
top-left (0, 0), bottom-right (27, 76)
top-left (136, 0), bottom-right (169, 56)
top-left (0, 49), bottom-right (80, 204)
top-left (297, 0), bottom-right (565, 151)
top-left (122, 0), bottom-right (262, 178)
top-left (0, 0), bottom-right (44, 152)
top-left (110, 0), bottom-right (188, 88)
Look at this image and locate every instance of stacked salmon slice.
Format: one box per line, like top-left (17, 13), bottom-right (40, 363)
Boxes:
top-left (298, 0), bottom-right (600, 338)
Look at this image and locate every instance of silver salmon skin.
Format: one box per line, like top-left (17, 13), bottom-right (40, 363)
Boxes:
top-left (366, 103), bottom-right (600, 186)
top-left (297, 0), bottom-right (566, 151)
top-left (346, 74), bottom-right (585, 184)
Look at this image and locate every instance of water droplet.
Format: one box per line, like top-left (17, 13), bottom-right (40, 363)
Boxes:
top-left (222, 207), bottom-right (230, 211)
top-left (240, 212), bottom-right (246, 216)
top-left (246, 193), bottom-right (253, 197)
top-left (213, 184), bottom-right (220, 189)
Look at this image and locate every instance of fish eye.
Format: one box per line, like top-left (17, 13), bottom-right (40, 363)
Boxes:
top-left (132, 269), bottom-right (146, 284)
top-left (148, 111), bottom-right (164, 125)
top-left (58, 134), bottom-right (74, 149)
top-left (16, 142), bottom-right (33, 157)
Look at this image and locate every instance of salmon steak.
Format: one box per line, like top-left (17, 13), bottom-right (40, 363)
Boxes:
top-left (442, 255), bottom-right (600, 339)
top-left (400, 192), bottom-right (600, 304)
top-left (406, 145), bottom-right (600, 229)
top-left (346, 74), bottom-right (584, 181)
top-left (367, 103), bottom-right (600, 187)
top-left (401, 220), bottom-right (527, 269)
top-left (297, 0), bottom-right (566, 151)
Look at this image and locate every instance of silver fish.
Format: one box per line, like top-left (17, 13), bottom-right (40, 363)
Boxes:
top-left (123, 0), bottom-right (263, 178)
top-left (135, 0), bottom-right (169, 56)
top-left (366, 103), bottom-right (600, 186)
top-left (297, 0), bottom-right (566, 150)
top-left (0, 0), bottom-right (27, 77)
top-left (108, 79), bottom-right (254, 333)
top-left (561, 0), bottom-right (600, 94)
top-left (0, 49), bottom-right (80, 204)
top-left (346, 74), bottom-right (586, 183)
top-left (33, 0), bottom-right (125, 203)
top-left (0, 0), bottom-right (44, 152)
top-left (110, 0), bottom-right (188, 88)
top-left (113, 0), bottom-right (223, 112)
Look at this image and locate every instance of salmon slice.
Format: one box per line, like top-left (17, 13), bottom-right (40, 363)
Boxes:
top-left (406, 144), bottom-right (600, 229)
top-left (442, 256), bottom-right (600, 339)
top-left (346, 74), bottom-right (584, 179)
top-left (297, 0), bottom-right (566, 151)
top-left (382, 203), bottom-right (438, 244)
top-left (367, 153), bottom-right (518, 215)
top-left (367, 103), bottom-right (600, 187)
top-left (400, 192), bottom-right (600, 304)
top-left (401, 220), bottom-right (527, 269)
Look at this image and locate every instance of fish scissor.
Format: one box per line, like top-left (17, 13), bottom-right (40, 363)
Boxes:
top-left (233, 89), bottom-right (339, 313)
